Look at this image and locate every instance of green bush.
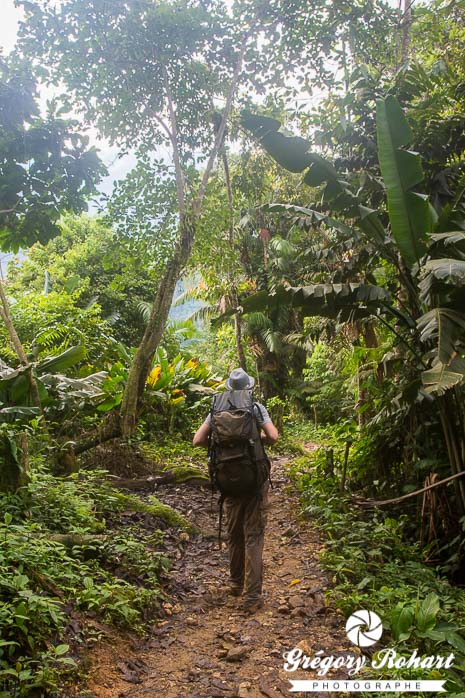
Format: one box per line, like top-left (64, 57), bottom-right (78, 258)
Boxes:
top-left (0, 466), bottom-right (168, 696)
top-left (289, 443), bottom-right (465, 697)
top-left (302, 343), bottom-right (352, 424)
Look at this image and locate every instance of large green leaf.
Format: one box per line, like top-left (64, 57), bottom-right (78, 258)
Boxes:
top-left (422, 357), bottom-right (465, 395)
top-left (416, 593), bottom-right (440, 634)
top-left (40, 372), bottom-right (107, 400)
top-left (243, 114), bottom-right (386, 246)
top-left (35, 345), bottom-right (87, 375)
top-left (226, 283), bottom-right (391, 323)
top-left (429, 231), bottom-right (465, 250)
top-left (358, 206), bottom-right (388, 246)
top-left (390, 604), bottom-right (414, 642)
top-left (376, 96), bottom-right (430, 267)
top-left (0, 363), bottom-right (29, 389)
top-left (421, 258), bottom-right (465, 286)
top-left (446, 631), bottom-right (465, 655)
top-left (240, 113), bottom-right (313, 173)
top-left (418, 308), bottom-right (465, 364)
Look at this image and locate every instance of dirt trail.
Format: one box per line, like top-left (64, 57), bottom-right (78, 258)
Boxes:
top-left (86, 456), bottom-right (351, 698)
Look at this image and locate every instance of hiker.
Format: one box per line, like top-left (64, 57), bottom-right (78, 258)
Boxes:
top-left (193, 368), bottom-right (278, 613)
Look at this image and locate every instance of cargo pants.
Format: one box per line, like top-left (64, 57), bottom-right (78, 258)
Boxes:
top-left (225, 482), bottom-right (269, 604)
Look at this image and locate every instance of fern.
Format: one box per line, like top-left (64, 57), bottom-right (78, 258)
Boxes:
top-left (32, 324), bottom-right (71, 352)
top-left (136, 300), bottom-right (152, 323)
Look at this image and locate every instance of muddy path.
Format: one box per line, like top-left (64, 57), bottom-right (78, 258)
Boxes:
top-left (86, 456), bottom-right (351, 697)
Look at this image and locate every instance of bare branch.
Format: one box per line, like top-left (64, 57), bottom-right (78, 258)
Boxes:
top-left (162, 66), bottom-right (186, 217)
top-left (0, 201), bottom-right (20, 215)
top-left (194, 28), bottom-right (252, 215)
top-left (0, 280), bottom-right (43, 410)
top-left (354, 469), bottom-right (465, 508)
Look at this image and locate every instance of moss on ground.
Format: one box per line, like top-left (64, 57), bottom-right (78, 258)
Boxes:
top-left (111, 491), bottom-right (195, 532)
top-left (165, 464), bottom-right (208, 483)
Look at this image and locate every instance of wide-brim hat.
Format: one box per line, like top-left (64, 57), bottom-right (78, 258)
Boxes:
top-left (225, 367), bottom-right (255, 390)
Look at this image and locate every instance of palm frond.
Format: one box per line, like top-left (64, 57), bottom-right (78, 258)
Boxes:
top-left (185, 303), bottom-right (219, 323)
top-left (32, 324), bottom-right (71, 351)
top-left (261, 328), bottom-right (282, 353)
top-left (104, 310), bottom-right (121, 326)
top-left (244, 312), bottom-right (273, 332)
top-left (173, 286), bottom-right (201, 307)
top-left (283, 332), bottom-right (314, 352)
top-left (137, 300), bottom-right (152, 322)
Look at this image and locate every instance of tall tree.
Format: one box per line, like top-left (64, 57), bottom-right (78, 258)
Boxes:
top-left (16, 1), bottom-right (271, 434)
top-left (0, 59), bottom-right (103, 407)
top-left (19, 0), bottom-right (261, 435)
top-left (18, 0), bottom-right (398, 436)
top-left (0, 59), bottom-right (103, 489)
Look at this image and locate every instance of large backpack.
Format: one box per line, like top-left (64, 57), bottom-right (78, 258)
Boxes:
top-left (208, 389), bottom-right (270, 499)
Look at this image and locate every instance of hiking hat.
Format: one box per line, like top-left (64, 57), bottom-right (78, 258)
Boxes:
top-left (225, 367), bottom-right (255, 390)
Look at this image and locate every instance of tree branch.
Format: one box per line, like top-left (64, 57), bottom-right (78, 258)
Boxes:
top-left (0, 199), bottom-right (20, 215)
top-left (354, 469), bottom-right (465, 507)
top-left (0, 279), bottom-right (43, 410)
top-left (149, 109), bottom-right (174, 142)
top-left (194, 28), bottom-right (252, 215)
top-left (162, 66), bottom-right (186, 217)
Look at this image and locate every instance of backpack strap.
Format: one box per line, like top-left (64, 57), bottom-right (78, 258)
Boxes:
top-left (253, 401), bottom-right (273, 489)
top-left (208, 395), bottom-right (217, 491)
top-left (218, 493), bottom-right (225, 549)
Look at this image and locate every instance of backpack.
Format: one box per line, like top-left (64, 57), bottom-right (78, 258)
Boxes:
top-left (208, 389), bottom-right (271, 499)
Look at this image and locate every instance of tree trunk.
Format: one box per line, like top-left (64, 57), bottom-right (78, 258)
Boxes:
top-left (254, 344), bottom-right (287, 401)
top-left (118, 30), bottom-right (250, 438)
top-left (438, 393), bottom-right (465, 515)
top-left (0, 432), bottom-right (29, 492)
top-left (0, 280), bottom-right (42, 410)
top-left (120, 218), bottom-right (194, 437)
top-left (357, 320), bottom-right (379, 426)
top-left (234, 313), bottom-right (247, 370)
top-left (220, 140), bottom-right (248, 373)
top-left (401, 0), bottom-right (412, 64)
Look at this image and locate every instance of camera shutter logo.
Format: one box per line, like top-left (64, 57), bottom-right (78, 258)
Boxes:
top-left (346, 610), bottom-right (383, 647)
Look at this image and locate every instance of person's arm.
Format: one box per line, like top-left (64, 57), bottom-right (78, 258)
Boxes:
top-left (255, 403), bottom-right (278, 445)
top-left (193, 420), bottom-right (211, 448)
top-left (261, 421), bottom-right (278, 445)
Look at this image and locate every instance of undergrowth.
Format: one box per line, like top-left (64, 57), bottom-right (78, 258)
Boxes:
top-left (289, 429), bottom-right (465, 698)
top-left (0, 461), bottom-right (177, 697)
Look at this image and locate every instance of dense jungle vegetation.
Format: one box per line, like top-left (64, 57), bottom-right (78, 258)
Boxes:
top-left (2, 0), bottom-right (465, 695)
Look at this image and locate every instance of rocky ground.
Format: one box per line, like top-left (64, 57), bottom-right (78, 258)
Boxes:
top-left (84, 456), bottom-right (354, 698)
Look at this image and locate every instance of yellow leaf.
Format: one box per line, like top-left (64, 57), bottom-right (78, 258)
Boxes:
top-left (170, 396), bottom-right (185, 405)
top-left (147, 365), bottom-right (161, 387)
top-left (289, 579), bottom-right (301, 587)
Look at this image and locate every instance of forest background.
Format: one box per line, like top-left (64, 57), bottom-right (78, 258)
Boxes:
top-left (2, 0), bottom-right (465, 695)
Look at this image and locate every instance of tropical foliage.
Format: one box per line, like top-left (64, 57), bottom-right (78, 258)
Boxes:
top-left (2, 0), bottom-right (465, 692)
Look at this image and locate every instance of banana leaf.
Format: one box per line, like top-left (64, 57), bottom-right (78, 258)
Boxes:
top-left (376, 95), bottom-right (430, 267)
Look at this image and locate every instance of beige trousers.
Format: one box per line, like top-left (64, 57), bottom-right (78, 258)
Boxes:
top-left (224, 483), bottom-right (269, 603)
